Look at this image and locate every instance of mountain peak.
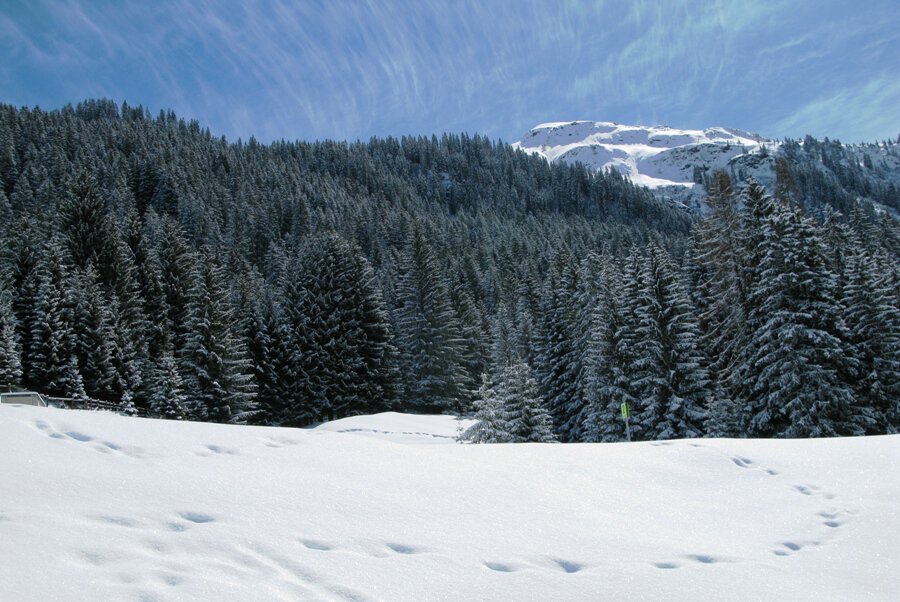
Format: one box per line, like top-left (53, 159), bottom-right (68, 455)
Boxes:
top-left (513, 120), bottom-right (773, 192)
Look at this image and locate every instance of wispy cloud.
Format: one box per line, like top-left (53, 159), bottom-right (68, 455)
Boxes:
top-left (772, 74), bottom-right (900, 142)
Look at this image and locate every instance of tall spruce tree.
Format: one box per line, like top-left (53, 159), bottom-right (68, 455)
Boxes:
top-left (0, 292), bottom-right (22, 390)
top-left (460, 373), bottom-right (511, 443)
top-left (28, 238), bottom-right (79, 396)
top-left (499, 361), bottom-right (556, 443)
top-left (534, 250), bottom-right (582, 441)
top-left (148, 352), bottom-right (187, 420)
top-left (285, 233), bottom-right (401, 422)
top-left (579, 259), bottom-right (634, 442)
top-left (181, 251), bottom-right (256, 423)
top-left (843, 249), bottom-right (900, 433)
top-left (395, 224), bottom-right (469, 413)
top-left (735, 195), bottom-right (860, 437)
top-left (628, 244), bottom-right (708, 440)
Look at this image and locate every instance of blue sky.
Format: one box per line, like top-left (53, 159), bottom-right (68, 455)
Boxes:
top-left (2, 0), bottom-right (898, 144)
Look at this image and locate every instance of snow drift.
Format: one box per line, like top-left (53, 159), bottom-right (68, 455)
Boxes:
top-left (1, 405), bottom-right (897, 601)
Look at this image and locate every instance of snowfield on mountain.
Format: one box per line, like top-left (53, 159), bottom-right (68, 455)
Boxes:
top-left (513, 121), bottom-right (772, 189)
top-left (1, 405), bottom-right (897, 601)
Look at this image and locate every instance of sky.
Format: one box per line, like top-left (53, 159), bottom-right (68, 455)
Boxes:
top-left (1, 0), bottom-right (899, 144)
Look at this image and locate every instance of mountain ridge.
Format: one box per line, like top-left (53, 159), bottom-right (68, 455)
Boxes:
top-left (513, 120), bottom-right (900, 215)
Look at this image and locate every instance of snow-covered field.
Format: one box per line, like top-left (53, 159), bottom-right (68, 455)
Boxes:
top-left (1, 405), bottom-right (897, 601)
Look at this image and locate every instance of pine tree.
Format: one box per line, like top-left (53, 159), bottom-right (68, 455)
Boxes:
top-left (59, 170), bottom-right (119, 285)
top-left (628, 245), bottom-right (708, 440)
top-left (450, 277), bottom-right (488, 412)
top-left (154, 217), bottom-right (194, 358)
top-left (691, 171), bottom-right (745, 405)
top-left (282, 233), bottom-right (401, 423)
top-left (500, 361), bottom-right (556, 443)
top-left (71, 267), bottom-right (119, 400)
top-left (843, 249), bottom-right (900, 432)
top-left (148, 353), bottom-right (187, 420)
top-left (460, 373), bottom-right (511, 443)
top-left (28, 238), bottom-right (79, 396)
top-left (395, 224), bottom-right (469, 413)
top-left (118, 390), bottom-right (138, 416)
top-left (181, 252), bottom-right (256, 423)
top-left (579, 260), bottom-right (634, 442)
top-left (0, 293), bottom-right (23, 389)
top-left (245, 289), bottom-right (282, 423)
top-left (60, 355), bottom-right (88, 402)
top-left (735, 197), bottom-right (860, 437)
top-left (534, 250), bottom-right (582, 441)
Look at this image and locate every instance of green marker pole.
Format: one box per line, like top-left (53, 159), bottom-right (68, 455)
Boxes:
top-left (620, 402), bottom-right (631, 442)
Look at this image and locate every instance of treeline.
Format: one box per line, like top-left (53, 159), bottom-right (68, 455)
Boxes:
top-left (0, 100), bottom-right (897, 439)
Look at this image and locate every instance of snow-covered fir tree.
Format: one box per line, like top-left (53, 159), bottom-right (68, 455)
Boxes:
top-left (460, 373), bottom-right (510, 443)
top-left (627, 244), bottom-right (708, 440)
top-left (579, 259), bottom-right (634, 442)
top-left (500, 361), bottom-right (557, 443)
top-left (734, 192), bottom-right (861, 438)
top-left (180, 252), bottom-right (256, 423)
top-left (395, 224), bottom-right (469, 413)
top-left (148, 352), bottom-right (186, 420)
top-left (534, 250), bottom-right (582, 441)
top-left (0, 292), bottom-right (22, 389)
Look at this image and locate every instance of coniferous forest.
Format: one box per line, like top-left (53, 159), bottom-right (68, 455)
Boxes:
top-left (0, 100), bottom-right (897, 440)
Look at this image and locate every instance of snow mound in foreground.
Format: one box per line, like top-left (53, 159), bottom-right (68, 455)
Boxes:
top-left (313, 411), bottom-right (475, 444)
top-left (1, 405), bottom-right (897, 601)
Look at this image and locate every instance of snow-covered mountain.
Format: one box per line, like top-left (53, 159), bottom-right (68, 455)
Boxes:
top-left (2, 404), bottom-right (898, 601)
top-left (514, 120), bottom-right (900, 215)
top-left (513, 121), bottom-right (777, 210)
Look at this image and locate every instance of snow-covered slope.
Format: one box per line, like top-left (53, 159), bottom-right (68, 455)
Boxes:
top-left (2, 405), bottom-right (898, 601)
top-left (514, 121), bottom-right (775, 209)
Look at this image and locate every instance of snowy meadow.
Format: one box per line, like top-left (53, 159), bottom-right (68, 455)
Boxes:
top-left (1, 405), bottom-right (897, 601)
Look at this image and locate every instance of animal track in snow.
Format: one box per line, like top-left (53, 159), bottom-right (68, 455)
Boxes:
top-left (685, 554), bottom-right (723, 565)
top-left (484, 561), bottom-right (520, 573)
top-left (92, 515), bottom-right (141, 528)
top-left (300, 539), bottom-right (334, 551)
top-left (772, 540), bottom-right (821, 557)
top-left (179, 511), bottom-right (215, 524)
top-left (652, 561), bottom-right (680, 569)
top-left (262, 436), bottom-right (302, 448)
top-left (195, 444), bottom-right (240, 456)
top-left (793, 484), bottom-right (837, 500)
top-left (551, 558), bottom-right (584, 573)
top-left (33, 420), bottom-right (145, 457)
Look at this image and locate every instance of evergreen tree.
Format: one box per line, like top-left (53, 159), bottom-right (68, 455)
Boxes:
top-left (59, 170), bottom-right (119, 285)
top-left (0, 293), bottom-right (22, 390)
top-left (691, 171), bottom-right (745, 403)
top-left (460, 373), bottom-right (511, 443)
top-left (148, 352), bottom-right (187, 420)
top-left (283, 233), bottom-right (401, 423)
top-left (395, 224), bottom-right (469, 413)
top-left (579, 260), bottom-right (634, 442)
top-left (154, 216), bottom-right (194, 357)
top-left (71, 267), bottom-right (119, 399)
top-left (245, 288), bottom-right (282, 423)
top-left (628, 245), bottom-right (708, 440)
top-left (843, 249), bottom-right (900, 432)
top-left (181, 252), bottom-right (256, 423)
top-left (499, 361), bottom-right (556, 443)
top-left (118, 390), bottom-right (138, 416)
top-left (534, 250), bottom-right (582, 441)
top-left (28, 238), bottom-right (79, 395)
top-left (735, 196), bottom-right (860, 437)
